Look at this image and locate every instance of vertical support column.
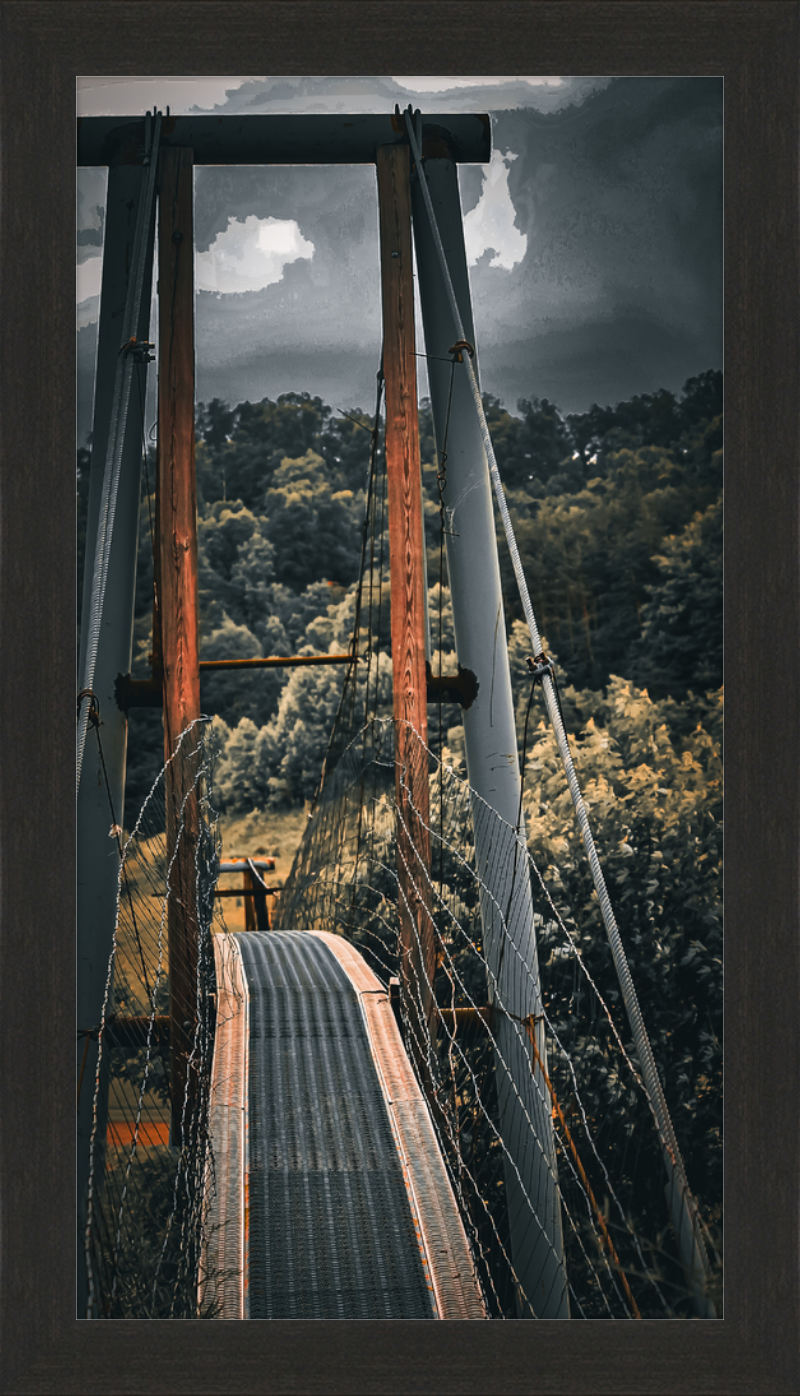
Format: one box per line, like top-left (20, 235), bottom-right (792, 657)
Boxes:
top-left (157, 148), bottom-right (201, 1146)
top-left (376, 144), bottom-right (437, 1068)
top-left (77, 162), bottom-right (156, 1317)
top-left (411, 151), bottom-right (569, 1316)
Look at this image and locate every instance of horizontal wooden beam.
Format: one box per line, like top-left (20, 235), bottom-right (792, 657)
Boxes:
top-left (198, 654), bottom-right (354, 670)
top-left (77, 113), bottom-right (491, 168)
top-left (213, 887), bottom-right (280, 898)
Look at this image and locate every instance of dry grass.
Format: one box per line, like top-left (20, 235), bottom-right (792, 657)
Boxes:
top-left (214, 804), bottom-right (309, 933)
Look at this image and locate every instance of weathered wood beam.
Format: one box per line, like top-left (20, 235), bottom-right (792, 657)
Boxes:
top-left (377, 142), bottom-right (437, 1065)
top-left (157, 146), bottom-right (201, 1147)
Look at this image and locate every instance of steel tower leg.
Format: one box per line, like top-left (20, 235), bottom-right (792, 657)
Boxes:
top-left (411, 153), bottom-right (569, 1317)
top-left (76, 163), bottom-right (156, 1317)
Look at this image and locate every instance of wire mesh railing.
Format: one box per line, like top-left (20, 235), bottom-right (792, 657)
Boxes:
top-left (82, 719), bottom-right (224, 1318)
top-left (278, 716), bottom-right (721, 1318)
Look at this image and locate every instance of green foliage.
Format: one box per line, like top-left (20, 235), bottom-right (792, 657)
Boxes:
top-left (522, 676), bottom-right (723, 1224)
top-left (500, 430), bottom-right (722, 690)
top-left (261, 451), bottom-right (365, 590)
top-left (84, 362), bottom-right (722, 1308)
top-left (566, 370), bottom-right (722, 468)
top-left (213, 662), bottom-right (348, 812)
top-left (627, 497), bottom-right (722, 699)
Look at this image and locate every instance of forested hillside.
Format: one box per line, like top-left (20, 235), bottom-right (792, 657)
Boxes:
top-left (76, 371), bottom-right (723, 817)
top-left (77, 371), bottom-right (723, 1266)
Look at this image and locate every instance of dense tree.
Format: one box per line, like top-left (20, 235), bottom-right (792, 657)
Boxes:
top-left (261, 450), bottom-right (365, 590)
top-left (84, 374), bottom-right (721, 829)
top-left (521, 674), bottom-right (723, 1223)
top-left (81, 367), bottom-right (723, 1311)
top-left (627, 497), bottom-right (722, 699)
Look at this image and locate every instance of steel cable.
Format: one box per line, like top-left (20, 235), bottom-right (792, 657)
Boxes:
top-left (403, 106), bottom-right (715, 1314)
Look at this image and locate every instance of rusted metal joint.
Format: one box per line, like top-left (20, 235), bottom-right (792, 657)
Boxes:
top-left (115, 672), bottom-right (163, 713)
top-left (426, 661), bottom-right (479, 710)
top-left (77, 688), bottom-right (100, 726)
top-left (118, 336), bottom-right (156, 363)
top-left (436, 1004), bottom-right (494, 1035)
top-left (527, 652), bottom-right (554, 684)
top-left (448, 340), bottom-right (475, 363)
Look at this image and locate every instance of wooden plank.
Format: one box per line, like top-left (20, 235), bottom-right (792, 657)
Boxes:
top-left (376, 143), bottom-right (437, 1056)
top-left (157, 147), bottom-right (201, 1146)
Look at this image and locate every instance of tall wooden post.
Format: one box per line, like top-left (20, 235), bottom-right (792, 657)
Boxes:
top-left (157, 148), bottom-right (201, 1146)
top-left (376, 144), bottom-right (437, 1069)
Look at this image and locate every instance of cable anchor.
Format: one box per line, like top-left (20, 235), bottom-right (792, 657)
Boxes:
top-left (448, 340), bottom-right (474, 363)
top-left (77, 688), bottom-right (100, 727)
top-left (526, 652), bottom-right (554, 684)
top-left (118, 336), bottom-right (156, 363)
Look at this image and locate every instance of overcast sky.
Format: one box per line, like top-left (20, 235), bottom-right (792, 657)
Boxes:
top-left (77, 75), bottom-right (722, 443)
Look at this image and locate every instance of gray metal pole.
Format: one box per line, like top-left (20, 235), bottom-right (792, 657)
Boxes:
top-left (76, 162), bottom-right (156, 1317)
top-left (411, 154), bottom-right (569, 1317)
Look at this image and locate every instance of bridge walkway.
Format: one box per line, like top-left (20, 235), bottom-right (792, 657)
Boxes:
top-left (203, 929), bottom-right (486, 1320)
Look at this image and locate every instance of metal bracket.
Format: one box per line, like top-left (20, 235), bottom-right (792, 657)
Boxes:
top-left (115, 671), bottom-right (162, 714)
top-left (526, 653), bottom-right (554, 684)
top-left (117, 336), bottom-right (156, 364)
top-left (426, 661), bottom-right (479, 710)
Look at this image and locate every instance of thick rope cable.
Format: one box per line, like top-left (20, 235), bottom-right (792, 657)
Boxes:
top-left (403, 106), bottom-right (715, 1313)
top-left (77, 112), bottom-right (162, 797)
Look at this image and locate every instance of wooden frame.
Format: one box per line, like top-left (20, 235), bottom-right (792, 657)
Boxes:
top-left (1, 1), bottom-right (797, 1391)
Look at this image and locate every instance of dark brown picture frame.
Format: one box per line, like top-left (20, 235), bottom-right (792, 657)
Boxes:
top-left (2, 2), bottom-right (797, 1391)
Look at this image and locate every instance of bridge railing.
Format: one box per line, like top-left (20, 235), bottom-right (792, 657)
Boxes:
top-left (278, 717), bottom-right (720, 1318)
top-left (83, 719), bottom-right (222, 1319)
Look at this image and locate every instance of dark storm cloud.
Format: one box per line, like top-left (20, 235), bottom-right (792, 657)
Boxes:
top-left (77, 76), bottom-right (722, 434)
top-left (189, 75), bottom-right (611, 119)
top-left (191, 76), bottom-right (721, 418)
top-left (469, 77), bottom-right (722, 410)
top-left (194, 162), bottom-right (384, 410)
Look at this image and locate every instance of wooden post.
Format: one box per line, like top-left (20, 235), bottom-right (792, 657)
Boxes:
top-left (242, 868), bottom-right (270, 931)
top-left (376, 143), bottom-right (436, 1064)
top-left (157, 147), bottom-right (201, 1147)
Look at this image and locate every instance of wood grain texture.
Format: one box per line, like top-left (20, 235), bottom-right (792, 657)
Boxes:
top-left (377, 143), bottom-right (438, 1049)
top-left (157, 147), bottom-right (202, 1144)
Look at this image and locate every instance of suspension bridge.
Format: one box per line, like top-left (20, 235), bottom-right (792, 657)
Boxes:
top-left (76, 106), bottom-right (720, 1321)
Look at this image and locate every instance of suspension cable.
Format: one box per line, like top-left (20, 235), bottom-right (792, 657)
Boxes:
top-left (77, 111), bottom-right (162, 797)
top-left (403, 105), bottom-right (715, 1313)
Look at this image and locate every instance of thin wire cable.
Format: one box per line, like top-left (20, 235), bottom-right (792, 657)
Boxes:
top-left (403, 106), bottom-right (715, 1314)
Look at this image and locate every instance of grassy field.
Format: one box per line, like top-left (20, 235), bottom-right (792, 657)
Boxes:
top-left (213, 804), bottom-right (309, 933)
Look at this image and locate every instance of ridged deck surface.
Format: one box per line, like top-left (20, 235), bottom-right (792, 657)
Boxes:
top-left (204, 929), bottom-right (487, 1320)
top-left (239, 930), bottom-right (437, 1318)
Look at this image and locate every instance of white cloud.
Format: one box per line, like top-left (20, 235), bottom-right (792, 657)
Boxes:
top-left (77, 253), bottom-right (103, 305)
top-left (77, 76), bottom-right (262, 116)
top-left (393, 76), bottom-right (565, 91)
top-left (195, 215), bottom-right (314, 295)
top-left (464, 149), bottom-right (527, 271)
top-left (77, 297), bottom-right (100, 332)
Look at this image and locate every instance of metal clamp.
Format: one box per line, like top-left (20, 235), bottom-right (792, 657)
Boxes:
top-left (526, 652), bottom-right (554, 684)
top-left (118, 337), bottom-right (156, 364)
top-left (448, 340), bottom-right (475, 363)
top-left (77, 688), bottom-right (100, 726)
